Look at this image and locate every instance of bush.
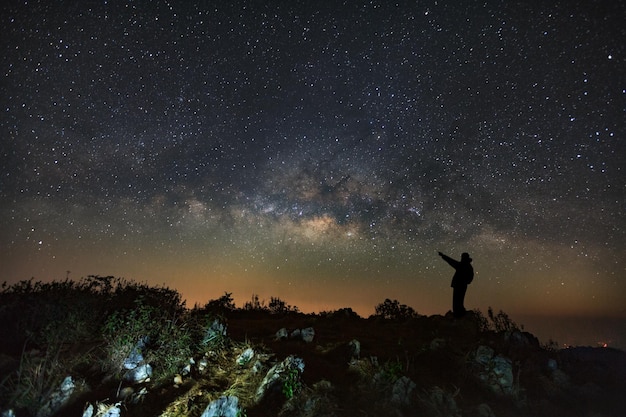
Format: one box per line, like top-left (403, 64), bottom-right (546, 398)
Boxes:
top-left (487, 307), bottom-right (522, 333)
top-left (268, 296), bottom-right (299, 314)
top-left (473, 307), bottom-right (522, 333)
top-left (243, 293), bottom-right (266, 311)
top-left (372, 299), bottom-right (418, 320)
top-left (101, 294), bottom-right (192, 384)
top-left (203, 292), bottom-right (236, 313)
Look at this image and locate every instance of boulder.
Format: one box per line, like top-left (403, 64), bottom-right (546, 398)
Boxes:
top-left (276, 327), bottom-right (288, 340)
top-left (124, 363), bottom-right (152, 383)
top-left (200, 396), bottom-right (240, 417)
top-left (420, 386), bottom-right (461, 417)
top-left (476, 403), bottom-right (496, 417)
top-left (202, 319), bottom-right (227, 346)
top-left (123, 336), bottom-right (149, 370)
top-left (255, 355), bottom-right (305, 403)
top-left (236, 347), bottom-right (255, 366)
top-left (82, 403), bottom-right (121, 417)
top-left (348, 339), bottom-right (361, 361)
top-left (36, 376), bottom-right (76, 417)
top-left (301, 327), bottom-right (315, 343)
top-left (473, 345), bottom-right (515, 395)
top-left (391, 376), bottom-right (416, 406)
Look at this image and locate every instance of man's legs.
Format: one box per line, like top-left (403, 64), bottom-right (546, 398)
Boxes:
top-left (452, 285), bottom-right (467, 318)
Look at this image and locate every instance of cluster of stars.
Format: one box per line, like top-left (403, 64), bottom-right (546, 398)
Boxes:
top-left (0, 1), bottom-right (624, 322)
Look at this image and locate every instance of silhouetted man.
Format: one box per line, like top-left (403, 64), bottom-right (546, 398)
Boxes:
top-left (438, 252), bottom-right (474, 318)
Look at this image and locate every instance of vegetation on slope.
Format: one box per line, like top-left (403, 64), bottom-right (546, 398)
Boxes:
top-left (0, 276), bottom-right (623, 417)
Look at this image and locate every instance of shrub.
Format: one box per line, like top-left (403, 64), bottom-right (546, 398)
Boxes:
top-left (372, 299), bottom-right (418, 320)
top-left (204, 292), bottom-right (236, 313)
top-left (243, 293), bottom-right (266, 311)
top-left (487, 307), bottom-right (522, 333)
top-left (101, 294), bottom-right (192, 384)
top-left (268, 296), bottom-right (299, 314)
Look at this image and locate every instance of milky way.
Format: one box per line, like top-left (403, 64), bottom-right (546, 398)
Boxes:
top-left (1, 1), bottom-right (625, 337)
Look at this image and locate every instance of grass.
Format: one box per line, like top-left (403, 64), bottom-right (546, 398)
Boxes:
top-left (0, 277), bottom-right (623, 417)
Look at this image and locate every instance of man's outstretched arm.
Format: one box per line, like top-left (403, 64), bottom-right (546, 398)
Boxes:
top-left (438, 252), bottom-right (459, 268)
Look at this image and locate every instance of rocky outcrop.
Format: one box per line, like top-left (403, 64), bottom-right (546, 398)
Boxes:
top-left (472, 345), bottom-right (515, 395)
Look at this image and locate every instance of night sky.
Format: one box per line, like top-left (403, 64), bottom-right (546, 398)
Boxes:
top-left (1, 1), bottom-right (625, 346)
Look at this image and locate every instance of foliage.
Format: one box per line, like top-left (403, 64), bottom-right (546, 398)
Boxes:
top-left (243, 293), bottom-right (266, 311)
top-left (101, 295), bottom-right (192, 384)
top-left (472, 309), bottom-right (491, 333)
top-left (319, 307), bottom-right (361, 319)
top-left (204, 292), bottom-right (236, 313)
top-left (0, 276), bottom-right (189, 411)
top-left (381, 358), bottom-right (404, 383)
top-left (0, 276), bottom-right (185, 350)
top-left (0, 344), bottom-right (64, 414)
top-left (268, 296), bottom-right (299, 314)
top-left (200, 317), bottom-right (229, 350)
top-left (473, 307), bottom-right (522, 334)
top-left (282, 369), bottom-right (302, 399)
top-left (372, 298), bottom-right (418, 320)
top-left (487, 307), bottom-right (522, 333)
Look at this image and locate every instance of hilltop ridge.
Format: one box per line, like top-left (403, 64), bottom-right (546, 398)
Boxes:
top-left (0, 277), bottom-right (624, 417)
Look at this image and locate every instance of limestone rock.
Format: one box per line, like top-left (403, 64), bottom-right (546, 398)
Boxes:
top-left (301, 327), bottom-right (315, 343)
top-left (236, 347), bottom-right (255, 366)
top-left (276, 327), bottom-right (288, 340)
top-left (36, 376), bottom-right (75, 417)
top-left (200, 395), bottom-right (240, 417)
top-left (124, 363), bottom-right (152, 383)
top-left (472, 346), bottom-right (514, 395)
top-left (202, 319), bottom-right (227, 346)
top-left (348, 339), bottom-right (361, 361)
top-left (391, 376), bottom-right (416, 406)
top-left (255, 355), bottom-right (305, 403)
top-left (123, 336), bottom-right (148, 370)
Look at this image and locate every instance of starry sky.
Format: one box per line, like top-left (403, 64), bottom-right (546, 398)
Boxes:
top-left (1, 1), bottom-right (625, 346)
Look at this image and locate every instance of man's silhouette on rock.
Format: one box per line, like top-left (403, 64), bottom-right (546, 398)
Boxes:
top-left (438, 251), bottom-right (474, 318)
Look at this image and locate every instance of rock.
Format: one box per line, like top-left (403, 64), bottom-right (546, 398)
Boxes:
top-left (490, 356), bottom-right (514, 394)
top-left (474, 345), bottom-right (495, 366)
top-left (237, 347), bottom-right (255, 366)
top-left (276, 327), bottom-right (288, 340)
top-left (290, 328), bottom-right (301, 339)
top-left (182, 357), bottom-right (194, 375)
top-left (476, 403), bottom-right (496, 417)
top-left (391, 376), bottom-right (416, 406)
top-left (301, 327), bottom-right (315, 343)
top-left (123, 336), bottom-right (149, 370)
top-left (421, 386), bottom-right (461, 417)
top-left (82, 404), bottom-right (93, 417)
top-left (84, 403), bottom-right (121, 417)
top-left (429, 337), bottom-right (446, 350)
top-left (473, 346), bottom-right (515, 395)
top-left (101, 404), bottom-right (122, 417)
top-left (551, 369), bottom-right (570, 386)
top-left (348, 339), bottom-right (361, 361)
top-left (124, 363), bottom-right (152, 383)
top-left (198, 358), bottom-right (209, 373)
top-left (252, 360), bottom-right (264, 374)
top-left (278, 327), bottom-right (315, 342)
top-left (36, 375), bottom-right (75, 417)
top-left (202, 319), bottom-right (227, 347)
top-left (200, 395), bottom-right (240, 417)
top-left (546, 358), bottom-right (558, 371)
top-left (255, 355), bottom-right (305, 403)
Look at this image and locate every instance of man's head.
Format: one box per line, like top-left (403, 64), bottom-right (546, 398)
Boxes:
top-left (461, 252), bottom-right (472, 263)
